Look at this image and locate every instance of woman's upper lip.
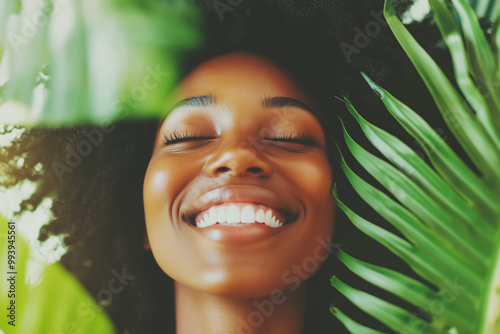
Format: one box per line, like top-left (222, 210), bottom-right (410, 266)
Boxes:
top-left (181, 185), bottom-right (298, 224)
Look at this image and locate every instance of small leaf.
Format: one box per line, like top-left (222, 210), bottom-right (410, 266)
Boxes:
top-left (337, 250), bottom-right (474, 332)
top-left (331, 276), bottom-right (428, 334)
top-left (450, 0), bottom-right (496, 79)
top-left (330, 307), bottom-right (386, 334)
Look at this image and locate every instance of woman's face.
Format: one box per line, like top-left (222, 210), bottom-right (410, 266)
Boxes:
top-left (143, 53), bottom-right (335, 298)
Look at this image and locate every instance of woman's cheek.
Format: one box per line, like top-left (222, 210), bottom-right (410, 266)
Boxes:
top-left (144, 156), bottom-right (181, 230)
top-left (278, 154), bottom-right (333, 198)
top-left (145, 155), bottom-right (186, 199)
top-left (304, 160), bottom-right (332, 195)
top-left (143, 157), bottom-right (187, 274)
top-left (144, 160), bottom-right (169, 210)
top-left (281, 153), bottom-right (335, 253)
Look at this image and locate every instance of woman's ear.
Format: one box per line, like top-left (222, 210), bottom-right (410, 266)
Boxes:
top-left (143, 234), bottom-right (151, 250)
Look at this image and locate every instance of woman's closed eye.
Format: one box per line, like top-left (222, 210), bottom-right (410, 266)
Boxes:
top-left (163, 131), bottom-right (216, 145)
top-left (162, 130), bottom-right (320, 153)
top-left (263, 132), bottom-right (320, 149)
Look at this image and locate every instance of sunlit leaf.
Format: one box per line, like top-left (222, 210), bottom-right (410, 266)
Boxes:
top-left (0, 216), bottom-right (115, 334)
top-left (0, 0), bottom-right (202, 126)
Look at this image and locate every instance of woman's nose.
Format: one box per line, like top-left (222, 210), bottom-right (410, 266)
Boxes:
top-left (204, 141), bottom-right (273, 178)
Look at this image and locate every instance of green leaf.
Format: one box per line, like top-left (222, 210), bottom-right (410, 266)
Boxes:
top-left (0, 0), bottom-right (17, 62)
top-left (337, 249), bottom-right (436, 307)
top-left (336, 155), bottom-right (483, 297)
top-left (429, 0), bottom-right (500, 148)
top-left (332, 2), bottom-right (500, 332)
top-left (363, 74), bottom-right (499, 213)
top-left (0, 216), bottom-right (115, 334)
top-left (337, 249), bottom-right (474, 332)
top-left (331, 276), bottom-right (429, 334)
top-left (0, 0), bottom-right (202, 126)
top-left (345, 100), bottom-right (495, 237)
top-left (330, 307), bottom-right (386, 334)
top-left (335, 192), bottom-right (462, 294)
top-left (469, 0), bottom-right (499, 20)
top-left (451, 0), bottom-right (496, 79)
top-left (342, 120), bottom-right (491, 262)
top-left (383, 0), bottom-right (500, 181)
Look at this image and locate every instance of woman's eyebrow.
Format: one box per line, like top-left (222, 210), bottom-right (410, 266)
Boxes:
top-left (171, 94), bottom-right (216, 110)
top-left (160, 94), bottom-right (216, 125)
top-left (262, 96), bottom-right (316, 116)
top-left (161, 95), bottom-right (315, 126)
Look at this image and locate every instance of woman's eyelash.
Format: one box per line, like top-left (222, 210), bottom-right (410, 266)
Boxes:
top-left (163, 131), bottom-right (215, 145)
top-left (163, 131), bottom-right (318, 147)
top-left (265, 132), bottom-right (319, 146)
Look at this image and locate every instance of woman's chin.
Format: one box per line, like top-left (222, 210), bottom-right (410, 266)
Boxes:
top-left (177, 269), bottom-right (304, 300)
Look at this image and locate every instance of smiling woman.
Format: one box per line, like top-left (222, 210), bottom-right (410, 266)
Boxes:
top-left (1, 0), bottom-right (432, 333)
top-left (143, 53), bottom-right (336, 333)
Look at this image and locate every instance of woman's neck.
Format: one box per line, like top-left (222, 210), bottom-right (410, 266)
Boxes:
top-left (174, 282), bottom-right (305, 334)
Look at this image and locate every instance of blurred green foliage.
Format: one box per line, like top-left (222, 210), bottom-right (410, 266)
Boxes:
top-left (0, 0), bottom-right (202, 126)
top-left (0, 215), bottom-right (116, 333)
top-left (469, 0), bottom-right (498, 19)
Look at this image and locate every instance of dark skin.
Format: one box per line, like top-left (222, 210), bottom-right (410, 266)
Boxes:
top-left (143, 53), bottom-right (336, 334)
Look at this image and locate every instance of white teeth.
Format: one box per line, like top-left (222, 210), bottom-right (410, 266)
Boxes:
top-left (241, 205), bottom-right (255, 223)
top-left (227, 205), bottom-right (240, 224)
top-left (207, 209), bottom-right (216, 225)
top-left (264, 210), bottom-right (273, 227)
top-left (195, 204), bottom-right (285, 228)
top-left (255, 209), bottom-right (265, 223)
top-left (272, 216), bottom-right (281, 228)
top-left (217, 207), bottom-right (226, 224)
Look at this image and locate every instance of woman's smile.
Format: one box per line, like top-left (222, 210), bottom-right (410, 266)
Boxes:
top-left (143, 52), bottom-right (335, 298)
top-left (178, 184), bottom-right (301, 244)
top-left (194, 203), bottom-right (287, 228)
top-left (182, 184), bottom-right (299, 227)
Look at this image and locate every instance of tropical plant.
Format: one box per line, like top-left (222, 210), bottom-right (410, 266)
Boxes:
top-left (330, 0), bottom-right (500, 333)
top-left (469, 0), bottom-right (498, 20)
top-left (0, 215), bottom-right (116, 334)
top-left (0, 0), bottom-right (202, 126)
top-left (0, 2), bottom-right (201, 333)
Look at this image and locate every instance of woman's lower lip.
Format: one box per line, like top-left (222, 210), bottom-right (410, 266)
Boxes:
top-left (191, 223), bottom-right (285, 245)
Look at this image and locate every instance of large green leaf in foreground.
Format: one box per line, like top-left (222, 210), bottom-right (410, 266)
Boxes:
top-left (331, 0), bottom-right (500, 333)
top-left (0, 216), bottom-right (115, 334)
top-left (0, 0), bottom-right (202, 126)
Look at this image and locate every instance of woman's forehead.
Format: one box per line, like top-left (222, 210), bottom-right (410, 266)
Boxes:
top-left (175, 52), bottom-right (313, 106)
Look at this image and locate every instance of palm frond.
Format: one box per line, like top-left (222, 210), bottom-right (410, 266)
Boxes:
top-left (331, 0), bottom-right (500, 333)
